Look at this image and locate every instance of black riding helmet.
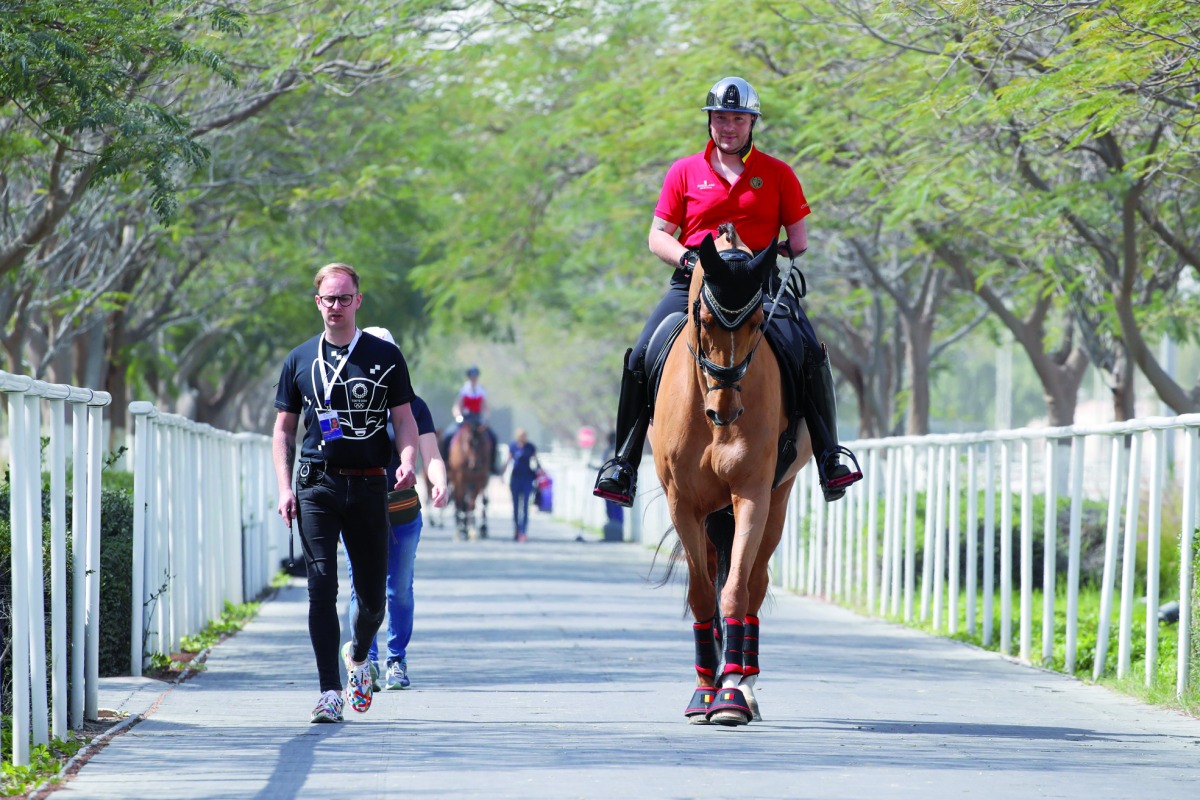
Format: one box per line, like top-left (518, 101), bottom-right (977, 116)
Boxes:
top-left (703, 77), bottom-right (762, 159)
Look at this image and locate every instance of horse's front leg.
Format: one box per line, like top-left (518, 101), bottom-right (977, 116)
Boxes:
top-left (673, 509), bottom-right (720, 725)
top-left (707, 493), bottom-right (770, 726)
top-left (737, 480), bottom-right (794, 722)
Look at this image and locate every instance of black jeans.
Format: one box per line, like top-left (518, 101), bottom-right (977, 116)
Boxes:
top-left (296, 466), bottom-right (389, 693)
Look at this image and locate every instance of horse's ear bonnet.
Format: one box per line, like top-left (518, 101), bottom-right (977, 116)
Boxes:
top-left (696, 234), bottom-right (774, 325)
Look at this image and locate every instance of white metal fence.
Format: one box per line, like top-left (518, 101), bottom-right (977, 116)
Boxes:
top-left (127, 402), bottom-right (278, 676)
top-left (537, 450), bottom-right (614, 534)
top-left (561, 414), bottom-right (1199, 698)
top-left (1, 371), bottom-right (111, 767)
top-left (2, 380), bottom-right (279, 769)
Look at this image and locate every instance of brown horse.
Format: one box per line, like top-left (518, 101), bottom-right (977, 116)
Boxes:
top-left (650, 223), bottom-right (811, 726)
top-left (447, 417), bottom-right (493, 540)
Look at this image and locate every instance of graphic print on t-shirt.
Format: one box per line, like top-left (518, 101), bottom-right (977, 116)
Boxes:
top-left (309, 352), bottom-right (396, 442)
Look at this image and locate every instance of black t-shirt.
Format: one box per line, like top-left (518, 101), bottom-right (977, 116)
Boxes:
top-left (274, 330), bottom-right (415, 468)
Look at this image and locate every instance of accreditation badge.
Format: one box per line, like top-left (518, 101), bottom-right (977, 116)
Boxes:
top-left (317, 408), bottom-right (344, 441)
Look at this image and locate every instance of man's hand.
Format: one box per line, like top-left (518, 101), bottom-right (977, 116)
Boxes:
top-left (277, 490), bottom-right (297, 528)
top-left (430, 483), bottom-right (449, 508)
top-left (394, 463), bottom-right (417, 490)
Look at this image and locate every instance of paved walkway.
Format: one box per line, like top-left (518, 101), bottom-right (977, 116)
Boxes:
top-left (49, 487), bottom-right (1200, 799)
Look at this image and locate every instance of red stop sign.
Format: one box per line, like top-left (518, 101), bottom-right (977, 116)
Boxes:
top-left (577, 426), bottom-right (596, 449)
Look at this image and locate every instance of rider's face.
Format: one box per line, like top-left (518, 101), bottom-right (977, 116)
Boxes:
top-left (709, 111), bottom-right (753, 154)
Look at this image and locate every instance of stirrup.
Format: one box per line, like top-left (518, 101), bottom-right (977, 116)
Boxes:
top-left (818, 446), bottom-right (863, 502)
top-left (593, 457), bottom-right (637, 508)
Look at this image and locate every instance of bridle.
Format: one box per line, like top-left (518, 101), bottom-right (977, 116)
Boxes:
top-left (688, 285), bottom-right (764, 394)
top-left (691, 244), bottom-right (801, 393)
top-left (687, 249), bottom-right (801, 395)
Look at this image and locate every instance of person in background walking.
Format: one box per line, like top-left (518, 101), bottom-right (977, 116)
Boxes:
top-left (273, 262), bottom-right (419, 724)
top-left (344, 326), bottom-right (448, 692)
top-left (505, 428), bottom-right (540, 542)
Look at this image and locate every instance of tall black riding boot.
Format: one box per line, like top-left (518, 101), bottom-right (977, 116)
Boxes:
top-left (804, 344), bottom-right (863, 503)
top-left (593, 349), bottom-right (649, 508)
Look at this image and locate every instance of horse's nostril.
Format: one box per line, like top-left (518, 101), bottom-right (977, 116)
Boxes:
top-left (706, 409), bottom-right (722, 426)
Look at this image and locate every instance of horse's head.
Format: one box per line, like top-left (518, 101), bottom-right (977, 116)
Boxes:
top-left (689, 226), bottom-right (776, 427)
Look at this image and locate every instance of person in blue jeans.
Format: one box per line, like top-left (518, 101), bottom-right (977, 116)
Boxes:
top-left (506, 428), bottom-right (540, 542)
top-left (346, 327), bottom-right (447, 691)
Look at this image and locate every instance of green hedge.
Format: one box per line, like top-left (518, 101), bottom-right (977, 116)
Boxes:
top-left (0, 474), bottom-right (134, 717)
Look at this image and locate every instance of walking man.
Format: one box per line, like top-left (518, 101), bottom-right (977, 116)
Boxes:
top-left (273, 262), bottom-right (420, 723)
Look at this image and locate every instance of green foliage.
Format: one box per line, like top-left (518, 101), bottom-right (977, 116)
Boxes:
top-left (179, 600), bottom-right (259, 653)
top-left (0, 725), bottom-right (84, 796)
top-left (0, 0), bottom-right (244, 220)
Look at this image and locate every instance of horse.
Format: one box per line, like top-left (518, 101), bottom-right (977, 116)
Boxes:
top-left (650, 222), bottom-right (812, 726)
top-left (446, 415), bottom-right (493, 541)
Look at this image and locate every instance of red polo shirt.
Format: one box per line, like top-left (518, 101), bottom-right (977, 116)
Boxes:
top-left (653, 141), bottom-right (810, 252)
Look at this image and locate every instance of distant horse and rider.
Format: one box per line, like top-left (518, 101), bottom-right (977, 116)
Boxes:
top-left (442, 413), bottom-right (494, 541)
top-left (645, 223), bottom-right (859, 726)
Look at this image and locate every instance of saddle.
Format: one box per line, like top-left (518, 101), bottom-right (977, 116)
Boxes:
top-left (644, 280), bottom-right (808, 489)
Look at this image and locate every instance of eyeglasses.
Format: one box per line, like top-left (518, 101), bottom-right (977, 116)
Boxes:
top-left (317, 294), bottom-right (356, 308)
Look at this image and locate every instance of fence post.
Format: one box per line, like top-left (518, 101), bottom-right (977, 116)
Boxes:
top-left (3, 374), bottom-right (33, 766)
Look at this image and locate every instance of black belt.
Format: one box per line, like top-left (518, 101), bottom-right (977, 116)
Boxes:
top-left (301, 461), bottom-right (387, 477)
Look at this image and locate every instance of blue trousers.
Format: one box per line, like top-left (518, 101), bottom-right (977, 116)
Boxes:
top-left (347, 513), bottom-right (423, 666)
top-left (511, 482), bottom-right (533, 532)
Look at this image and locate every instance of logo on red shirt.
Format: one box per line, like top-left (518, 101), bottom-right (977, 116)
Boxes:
top-left (698, 180), bottom-right (715, 190)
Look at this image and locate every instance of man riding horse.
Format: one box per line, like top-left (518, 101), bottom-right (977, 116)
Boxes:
top-left (593, 76), bottom-right (863, 508)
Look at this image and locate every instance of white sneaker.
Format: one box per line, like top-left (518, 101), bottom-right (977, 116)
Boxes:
top-left (385, 660), bottom-right (410, 690)
top-left (310, 689), bottom-right (344, 723)
top-left (342, 642), bottom-right (374, 713)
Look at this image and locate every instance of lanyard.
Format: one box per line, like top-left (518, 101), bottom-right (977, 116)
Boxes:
top-left (317, 328), bottom-right (361, 409)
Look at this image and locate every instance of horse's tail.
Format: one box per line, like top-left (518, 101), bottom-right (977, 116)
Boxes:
top-left (704, 507), bottom-right (734, 601)
top-left (652, 508), bottom-right (735, 618)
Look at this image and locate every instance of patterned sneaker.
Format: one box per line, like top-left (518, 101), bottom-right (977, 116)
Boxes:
top-left (310, 689), bottom-right (344, 723)
top-left (342, 642), bottom-right (374, 713)
top-left (385, 659), bottom-right (410, 690)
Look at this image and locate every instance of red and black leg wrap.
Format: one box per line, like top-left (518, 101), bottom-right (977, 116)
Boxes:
top-left (721, 617), bottom-right (744, 679)
top-left (743, 614), bottom-right (760, 677)
top-left (693, 620), bottom-right (717, 679)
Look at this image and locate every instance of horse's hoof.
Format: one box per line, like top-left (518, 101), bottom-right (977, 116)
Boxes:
top-left (684, 686), bottom-right (715, 724)
top-left (740, 681), bottom-right (763, 722)
top-left (706, 687), bottom-right (752, 726)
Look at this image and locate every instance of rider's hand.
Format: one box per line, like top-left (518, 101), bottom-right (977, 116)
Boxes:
top-left (777, 240), bottom-right (806, 259)
top-left (678, 250), bottom-right (698, 272)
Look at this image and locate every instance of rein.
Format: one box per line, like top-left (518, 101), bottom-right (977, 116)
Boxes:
top-left (687, 252), bottom-right (802, 394)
